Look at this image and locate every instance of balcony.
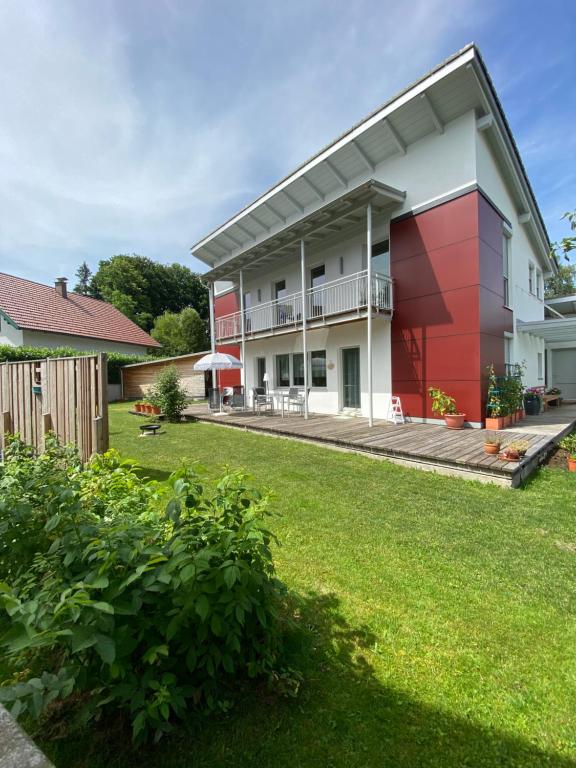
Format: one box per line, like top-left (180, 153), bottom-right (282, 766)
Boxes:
top-left (215, 270), bottom-right (393, 343)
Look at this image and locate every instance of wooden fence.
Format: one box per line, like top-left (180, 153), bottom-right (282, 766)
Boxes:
top-left (0, 354), bottom-right (109, 462)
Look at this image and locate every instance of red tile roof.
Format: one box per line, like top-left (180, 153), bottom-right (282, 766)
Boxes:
top-left (0, 272), bottom-right (161, 348)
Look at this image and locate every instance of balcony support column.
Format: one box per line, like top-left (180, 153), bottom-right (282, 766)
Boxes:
top-left (239, 270), bottom-right (246, 388)
top-left (366, 203), bottom-right (373, 427)
top-left (300, 239), bottom-right (309, 419)
top-left (208, 282), bottom-right (216, 389)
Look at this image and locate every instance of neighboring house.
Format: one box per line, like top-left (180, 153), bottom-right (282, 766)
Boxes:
top-left (191, 44), bottom-right (566, 426)
top-left (121, 352), bottom-right (210, 399)
top-left (0, 273), bottom-right (160, 355)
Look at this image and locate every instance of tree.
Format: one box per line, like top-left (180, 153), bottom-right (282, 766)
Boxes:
top-left (545, 264), bottom-right (576, 299)
top-left (79, 254), bottom-right (209, 330)
top-left (74, 261), bottom-right (92, 295)
top-left (546, 210), bottom-right (576, 298)
top-left (151, 307), bottom-right (208, 356)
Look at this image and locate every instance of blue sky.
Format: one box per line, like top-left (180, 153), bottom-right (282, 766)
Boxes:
top-left (1, 0), bottom-right (574, 285)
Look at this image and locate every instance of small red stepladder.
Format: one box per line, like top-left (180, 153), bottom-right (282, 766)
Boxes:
top-left (388, 396), bottom-right (405, 424)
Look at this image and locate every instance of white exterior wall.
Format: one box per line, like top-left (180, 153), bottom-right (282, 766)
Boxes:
top-left (475, 130), bottom-right (546, 388)
top-left (242, 112), bottom-right (476, 305)
top-left (0, 318), bottom-right (23, 347)
top-left (22, 330), bottom-right (148, 356)
top-left (244, 318), bottom-right (392, 419)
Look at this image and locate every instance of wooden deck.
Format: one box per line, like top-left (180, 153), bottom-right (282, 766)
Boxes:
top-left (182, 404), bottom-right (576, 487)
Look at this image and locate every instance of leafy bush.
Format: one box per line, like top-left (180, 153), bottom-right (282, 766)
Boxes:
top-left (150, 365), bottom-right (188, 422)
top-left (559, 433), bottom-right (576, 458)
top-left (0, 438), bottom-right (288, 743)
top-left (0, 345), bottom-right (164, 384)
top-left (428, 387), bottom-right (457, 416)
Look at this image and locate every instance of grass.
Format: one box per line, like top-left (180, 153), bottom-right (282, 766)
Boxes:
top-left (44, 404), bottom-right (576, 767)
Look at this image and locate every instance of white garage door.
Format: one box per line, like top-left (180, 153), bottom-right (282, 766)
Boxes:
top-left (552, 349), bottom-right (576, 400)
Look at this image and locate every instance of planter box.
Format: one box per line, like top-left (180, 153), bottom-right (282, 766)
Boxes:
top-left (485, 417), bottom-right (504, 430)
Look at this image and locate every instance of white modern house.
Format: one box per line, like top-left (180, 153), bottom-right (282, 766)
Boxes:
top-left (191, 44), bottom-right (564, 426)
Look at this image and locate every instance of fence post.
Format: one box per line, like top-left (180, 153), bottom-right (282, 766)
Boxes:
top-left (97, 353), bottom-right (109, 453)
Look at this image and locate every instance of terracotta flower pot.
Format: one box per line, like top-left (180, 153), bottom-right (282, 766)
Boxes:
top-left (151, 405), bottom-right (161, 415)
top-left (144, 404), bottom-right (152, 414)
top-left (484, 443), bottom-right (500, 455)
top-left (485, 417), bottom-right (503, 430)
top-left (568, 457), bottom-right (576, 472)
top-left (516, 409), bottom-right (523, 422)
top-left (500, 449), bottom-right (520, 462)
top-left (444, 413), bottom-right (466, 430)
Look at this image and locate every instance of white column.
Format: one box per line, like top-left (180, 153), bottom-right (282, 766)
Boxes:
top-left (239, 270), bottom-right (246, 389)
top-left (208, 282), bottom-right (216, 389)
top-left (300, 239), bottom-right (309, 419)
top-left (366, 203), bottom-right (373, 427)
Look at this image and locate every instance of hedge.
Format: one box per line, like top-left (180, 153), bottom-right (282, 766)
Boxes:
top-left (0, 345), bottom-right (164, 385)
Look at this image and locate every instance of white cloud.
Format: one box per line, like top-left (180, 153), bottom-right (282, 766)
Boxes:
top-left (0, 0), bottom-right (490, 283)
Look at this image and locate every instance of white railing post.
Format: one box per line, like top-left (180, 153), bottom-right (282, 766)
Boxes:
top-left (301, 239), bottom-right (309, 419)
top-left (366, 204), bottom-right (373, 427)
top-left (208, 282), bottom-right (216, 390)
top-left (239, 270), bottom-right (246, 389)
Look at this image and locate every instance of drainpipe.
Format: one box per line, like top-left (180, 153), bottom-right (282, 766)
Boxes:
top-left (301, 239), bottom-right (309, 419)
top-left (367, 203), bottom-right (373, 427)
top-left (239, 270), bottom-right (246, 389)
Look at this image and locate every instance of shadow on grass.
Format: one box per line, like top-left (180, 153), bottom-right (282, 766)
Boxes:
top-left (44, 592), bottom-right (574, 768)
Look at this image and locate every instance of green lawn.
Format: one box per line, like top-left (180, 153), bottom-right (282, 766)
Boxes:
top-left (46, 404), bottom-right (576, 767)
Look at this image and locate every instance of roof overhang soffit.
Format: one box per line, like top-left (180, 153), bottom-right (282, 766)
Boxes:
top-left (203, 180), bottom-right (405, 282)
top-left (517, 318), bottom-right (576, 343)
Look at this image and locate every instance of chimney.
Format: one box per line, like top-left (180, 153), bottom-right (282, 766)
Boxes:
top-left (55, 277), bottom-right (68, 299)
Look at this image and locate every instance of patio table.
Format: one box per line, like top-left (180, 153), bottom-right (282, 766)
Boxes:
top-left (274, 391), bottom-right (293, 418)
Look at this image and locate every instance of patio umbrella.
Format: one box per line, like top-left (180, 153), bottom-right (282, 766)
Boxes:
top-left (194, 352), bottom-right (243, 415)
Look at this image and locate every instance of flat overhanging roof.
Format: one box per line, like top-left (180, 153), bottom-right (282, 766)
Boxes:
top-left (201, 179), bottom-right (405, 282)
top-left (518, 317), bottom-right (576, 343)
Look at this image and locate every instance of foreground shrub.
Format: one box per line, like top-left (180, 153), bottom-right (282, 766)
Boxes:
top-left (0, 438), bottom-right (287, 743)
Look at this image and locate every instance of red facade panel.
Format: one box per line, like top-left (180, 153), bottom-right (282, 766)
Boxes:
top-left (391, 191), bottom-right (509, 424)
top-left (214, 290), bottom-right (241, 388)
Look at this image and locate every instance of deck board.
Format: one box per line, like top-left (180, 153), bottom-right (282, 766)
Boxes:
top-left (181, 404), bottom-right (576, 486)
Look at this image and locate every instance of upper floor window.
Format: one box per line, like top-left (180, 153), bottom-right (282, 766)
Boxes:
top-left (362, 239), bottom-right (390, 274)
top-left (536, 269), bottom-right (542, 299)
top-left (529, 263), bottom-right (535, 295)
top-left (503, 234), bottom-right (511, 307)
top-left (274, 280), bottom-right (287, 300)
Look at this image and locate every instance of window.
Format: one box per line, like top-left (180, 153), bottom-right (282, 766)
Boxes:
top-left (503, 235), bottom-right (510, 307)
top-left (504, 336), bottom-right (512, 374)
top-left (339, 256), bottom-right (344, 275)
top-left (311, 350), bottom-right (327, 387)
top-left (537, 352), bottom-right (543, 380)
top-left (536, 270), bottom-right (542, 299)
top-left (310, 265), bottom-right (326, 317)
top-left (257, 288), bottom-right (262, 303)
top-left (275, 354), bottom-right (290, 387)
top-left (292, 353), bottom-right (304, 386)
top-left (256, 357), bottom-right (266, 389)
top-left (529, 263), bottom-right (535, 295)
top-left (361, 240), bottom-right (390, 274)
top-left (274, 280), bottom-right (286, 300)
top-left (372, 239), bottom-right (390, 275)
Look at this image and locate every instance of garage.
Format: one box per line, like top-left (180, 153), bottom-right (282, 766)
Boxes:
top-left (551, 349), bottom-right (576, 400)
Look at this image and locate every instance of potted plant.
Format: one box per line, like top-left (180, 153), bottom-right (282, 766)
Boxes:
top-left (428, 387), bottom-right (466, 429)
top-left (135, 402), bottom-right (144, 413)
top-left (484, 436), bottom-right (501, 455)
top-left (500, 439), bottom-right (530, 462)
top-left (485, 365), bottom-right (504, 429)
top-left (524, 388), bottom-right (542, 416)
top-left (559, 434), bottom-right (576, 472)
